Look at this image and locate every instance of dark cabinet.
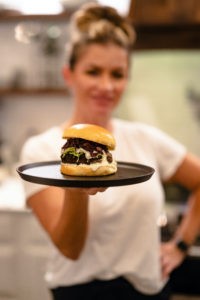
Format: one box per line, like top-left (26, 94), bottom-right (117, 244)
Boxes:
top-left (128, 0), bottom-right (200, 49)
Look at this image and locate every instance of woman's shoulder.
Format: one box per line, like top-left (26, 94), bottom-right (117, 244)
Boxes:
top-left (113, 118), bottom-right (184, 146)
top-left (113, 118), bottom-right (157, 135)
top-left (20, 126), bottom-right (62, 162)
top-left (24, 126), bottom-right (61, 147)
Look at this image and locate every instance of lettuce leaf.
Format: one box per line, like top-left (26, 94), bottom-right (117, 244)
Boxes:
top-left (61, 147), bottom-right (81, 158)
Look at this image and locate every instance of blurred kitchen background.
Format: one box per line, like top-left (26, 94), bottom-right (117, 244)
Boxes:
top-left (0, 0), bottom-right (200, 299)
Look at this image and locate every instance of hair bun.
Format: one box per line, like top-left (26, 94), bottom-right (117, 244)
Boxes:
top-left (75, 4), bottom-right (123, 29)
top-left (72, 2), bottom-right (135, 46)
top-left (66, 2), bottom-right (136, 68)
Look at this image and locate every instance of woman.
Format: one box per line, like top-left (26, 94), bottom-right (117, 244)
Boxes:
top-left (20, 3), bottom-right (200, 300)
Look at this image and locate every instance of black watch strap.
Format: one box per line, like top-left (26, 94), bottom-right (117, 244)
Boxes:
top-left (175, 239), bottom-right (190, 253)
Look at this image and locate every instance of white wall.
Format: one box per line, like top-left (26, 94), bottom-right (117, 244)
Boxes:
top-left (116, 50), bottom-right (200, 155)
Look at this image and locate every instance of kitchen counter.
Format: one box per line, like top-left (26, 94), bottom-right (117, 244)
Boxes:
top-left (0, 206), bottom-right (51, 300)
top-left (0, 169), bottom-right (25, 210)
top-left (0, 170), bottom-right (52, 299)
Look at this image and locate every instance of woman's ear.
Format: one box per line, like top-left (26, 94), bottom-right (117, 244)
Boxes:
top-left (62, 65), bottom-right (73, 87)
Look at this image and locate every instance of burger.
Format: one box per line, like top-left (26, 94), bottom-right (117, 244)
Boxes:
top-left (60, 124), bottom-right (117, 176)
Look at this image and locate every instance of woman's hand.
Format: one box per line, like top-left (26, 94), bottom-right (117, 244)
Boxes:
top-left (160, 241), bottom-right (186, 279)
top-left (66, 187), bottom-right (107, 195)
top-left (160, 153), bottom-right (200, 280)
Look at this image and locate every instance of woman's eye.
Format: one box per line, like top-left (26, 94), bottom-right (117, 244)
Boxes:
top-left (86, 69), bottom-right (99, 76)
top-left (112, 72), bottom-right (125, 79)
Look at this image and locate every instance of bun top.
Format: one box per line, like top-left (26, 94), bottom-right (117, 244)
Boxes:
top-left (62, 124), bottom-right (116, 150)
top-left (72, 3), bottom-right (135, 46)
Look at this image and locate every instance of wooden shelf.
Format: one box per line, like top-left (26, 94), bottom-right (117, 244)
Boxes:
top-left (128, 0), bottom-right (200, 49)
top-left (0, 11), bottom-right (72, 22)
top-left (1, 3), bottom-right (200, 50)
top-left (133, 23), bottom-right (200, 50)
top-left (0, 87), bottom-right (69, 97)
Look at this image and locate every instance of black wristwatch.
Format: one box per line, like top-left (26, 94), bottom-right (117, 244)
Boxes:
top-left (175, 239), bottom-right (190, 254)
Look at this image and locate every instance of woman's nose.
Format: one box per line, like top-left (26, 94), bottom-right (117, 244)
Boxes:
top-left (100, 75), bottom-right (114, 91)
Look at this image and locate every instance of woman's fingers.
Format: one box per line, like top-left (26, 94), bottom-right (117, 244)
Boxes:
top-left (63, 187), bottom-right (107, 195)
top-left (83, 187), bottom-right (107, 195)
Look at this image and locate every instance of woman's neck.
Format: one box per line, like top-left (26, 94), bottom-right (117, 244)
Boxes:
top-left (61, 113), bottom-right (113, 132)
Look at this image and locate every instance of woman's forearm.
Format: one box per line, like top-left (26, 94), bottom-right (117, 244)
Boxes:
top-left (51, 189), bottom-right (89, 260)
top-left (161, 187), bottom-right (200, 279)
top-left (174, 187), bottom-right (200, 246)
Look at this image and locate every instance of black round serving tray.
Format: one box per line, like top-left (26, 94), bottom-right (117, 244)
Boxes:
top-left (17, 160), bottom-right (154, 188)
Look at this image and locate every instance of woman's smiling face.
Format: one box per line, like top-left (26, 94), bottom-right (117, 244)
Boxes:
top-left (66, 43), bottom-right (129, 121)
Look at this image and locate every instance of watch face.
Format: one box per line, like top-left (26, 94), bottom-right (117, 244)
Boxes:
top-left (176, 240), bottom-right (189, 253)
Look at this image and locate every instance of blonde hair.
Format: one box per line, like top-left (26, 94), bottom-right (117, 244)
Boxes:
top-left (66, 2), bottom-right (136, 69)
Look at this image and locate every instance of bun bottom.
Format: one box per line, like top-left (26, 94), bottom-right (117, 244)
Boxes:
top-left (61, 162), bottom-right (117, 176)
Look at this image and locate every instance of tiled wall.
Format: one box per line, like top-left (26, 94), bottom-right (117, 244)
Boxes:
top-left (0, 96), bottom-right (73, 163)
top-left (0, 20), bottom-right (72, 163)
top-left (0, 22), bottom-right (68, 89)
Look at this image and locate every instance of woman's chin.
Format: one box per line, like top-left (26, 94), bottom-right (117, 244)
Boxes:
top-left (91, 102), bottom-right (114, 115)
top-left (93, 107), bottom-right (112, 118)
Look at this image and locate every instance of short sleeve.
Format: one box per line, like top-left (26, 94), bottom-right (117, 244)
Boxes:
top-left (19, 138), bottom-right (49, 200)
top-left (141, 125), bottom-right (187, 181)
top-left (19, 127), bottom-right (62, 200)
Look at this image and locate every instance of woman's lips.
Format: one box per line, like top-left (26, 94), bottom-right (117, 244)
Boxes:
top-left (91, 94), bottom-right (114, 105)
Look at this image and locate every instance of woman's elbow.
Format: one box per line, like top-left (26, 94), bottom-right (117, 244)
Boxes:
top-left (59, 247), bottom-right (83, 260)
top-left (52, 238), bottom-right (84, 260)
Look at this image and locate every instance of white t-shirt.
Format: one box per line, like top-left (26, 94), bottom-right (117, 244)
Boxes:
top-left (20, 119), bottom-right (186, 295)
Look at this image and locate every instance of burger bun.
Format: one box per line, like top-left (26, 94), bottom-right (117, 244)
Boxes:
top-left (62, 123), bottom-right (115, 150)
top-left (61, 161), bottom-right (117, 177)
